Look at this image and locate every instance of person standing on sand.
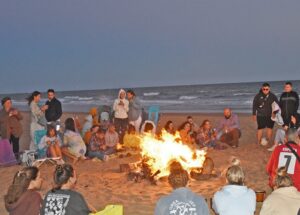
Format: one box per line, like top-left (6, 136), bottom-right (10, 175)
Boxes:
top-left (252, 83), bottom-right (279, 145)
top-left (217, 108), bottom-right (241, 148)
top-left (113, 89), bottom-right (129, 142)
top-left (279, 82), bottom-right (299, 129)
top-left (45, 89), bottom-right (62, 130)
top-left (154, 161), bottom-right (209, 215)
top-left (27, 91), bottom-right (48, 150)
top-left (0, 97), bottom-right (23, 160)
top-left (127, 89), bottom-right (142, 133)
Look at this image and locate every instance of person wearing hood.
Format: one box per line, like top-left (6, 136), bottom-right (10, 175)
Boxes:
top-left (252, 83), bottom-right (279, 145)
top-left (212, 164), bottom-right (256, 215)
top-left (154, 161), bottom-right (209, 215)
top-left (260, 167), bottom-right (300, 215)
top-left (113, 89), bottom-right (129, 141)
top-left (5, 167), bottom-right (43, 215)
top-left (279, 82), bottom-right (299, 128)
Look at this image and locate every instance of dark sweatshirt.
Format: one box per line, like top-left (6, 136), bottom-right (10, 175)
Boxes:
top-left (252, 91), bottom-right (279, 117)
top-left (45, 97), bottom-right (62, 122)
top-left (5, 190), bottom-right (42, 215)
top-left (279, 91), bottom-right (299, 125)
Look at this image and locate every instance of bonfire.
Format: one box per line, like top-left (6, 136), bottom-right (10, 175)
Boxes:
top-left (139, 130), bottom-right (207, 179)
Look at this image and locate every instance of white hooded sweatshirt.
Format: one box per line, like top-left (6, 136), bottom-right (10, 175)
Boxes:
top-left (113, 89), bottom-right (129, 119)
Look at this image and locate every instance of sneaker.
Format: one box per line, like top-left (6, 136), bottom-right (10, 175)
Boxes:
top-left (267, 144), bottom-right (277, 152)
top-left (260, 138), bottom-right (269, 146)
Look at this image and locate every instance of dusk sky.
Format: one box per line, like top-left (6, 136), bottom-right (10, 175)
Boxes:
top-left (1, 1), bottom-right (300, 93)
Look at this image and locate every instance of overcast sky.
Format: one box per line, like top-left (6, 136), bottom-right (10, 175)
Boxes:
top-left (0, 1), bottom-right (300, 93)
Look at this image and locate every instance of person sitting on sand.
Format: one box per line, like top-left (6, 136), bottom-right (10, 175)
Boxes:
top-left (178, 121), bottom-right (195, 145)
top-left (63, 118), bottom-right (87, 158)
top-left (197, 119), bottom-right (217, 148)
top-left (83, 124), bottom-right (99, 145)
top-left (141, 120), bottom-right (156, 135)
top-left (216, 108), bottom-right (241, 148)
top-left (187, 116), bottom-right (199, 138)
top-left (5, 167), bottom-right (43, 215)
top-left (123, 124), bottom-right (141, 148)
top-left (212, 164), bottom-right (256, 215)
top-left (164, 120), bottom-right (176, 135)
top-left (260, 166), bottom-right (300, 215)
top-left (105, 124), bottom-right (119, 155)
top-left (154, 161), bottom-right (209, 215)
top-left (266, 128), bottom-right (300, 191)
top-left (41, 164), bottom-right (93, 215)
top-left (39, 125), bottom-right (62, 158)
top-left (268, 113), bottom-right (300, 151)
top-left (87, 129), bottom-right (108, 161)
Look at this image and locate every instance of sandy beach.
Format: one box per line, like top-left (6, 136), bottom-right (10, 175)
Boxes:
top-left (0, 111), bottom-right (274, 215)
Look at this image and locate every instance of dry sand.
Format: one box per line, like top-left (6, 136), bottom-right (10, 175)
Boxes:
top-left (0, 111), bottom-right (275, 215)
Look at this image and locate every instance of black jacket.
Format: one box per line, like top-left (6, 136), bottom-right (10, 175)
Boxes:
top-left (45, 97), bottom-right (62, 122)
top-left (252, 91), bottom-right (279, 117)
top-left (279, 91), bottom-right (299, 125)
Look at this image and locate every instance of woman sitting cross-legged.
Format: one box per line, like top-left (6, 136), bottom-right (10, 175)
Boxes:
top-left (5, 167), bottom-right (43, 215)
top-left (41, 164), bottom-right (94, 215)
top-left (39, 125), bottom-right (62, 158)
top-left (63, 118), bottom-right (87, 159)
top-left (87, 129), bottom-right (108, 161)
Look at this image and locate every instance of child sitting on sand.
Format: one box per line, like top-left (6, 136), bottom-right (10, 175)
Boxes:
top-left (104, 124), bottom-right (119, 155)
top-left (39, 125), bottom-right (62, 158)
top-left (123, 124), bottom-right (141, 148)
top-left (87, 129), bottom-right (108, 161)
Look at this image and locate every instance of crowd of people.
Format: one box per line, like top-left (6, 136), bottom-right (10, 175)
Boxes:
top-left (0, 82), bottom-right (300, 214)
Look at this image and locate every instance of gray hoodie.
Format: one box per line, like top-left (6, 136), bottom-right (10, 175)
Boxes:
top-left (154, 187), bottom-right (209, 215)
top-left (128, 96), bottom-right (142, 121)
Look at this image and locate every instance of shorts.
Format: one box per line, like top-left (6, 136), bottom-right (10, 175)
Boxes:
top-left (257, 115), bottom-right (274, 129)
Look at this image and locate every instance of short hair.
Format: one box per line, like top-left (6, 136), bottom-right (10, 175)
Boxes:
top-left (187, 116), bottom-right (192, 120)
top-left (96, 129), bottom-right (105, 134)
top-left (226, 165), bottom-right (245, 185)
top-left (168, 161), bottom-right (189, 189)
top-left (126, 89), bottom-right (135, 96)
top-left (127, 124), bottom-right (136, 133)
top-left (285, 82), bottom-right (292, 86)
top-left (144, 122), bottom-right (154, 133)
top-left (286, 128), bottom-right (298, 142)
top-left (1, 97), bottom-right (11, 106)
top-left (262, 82), bottom-right (270, 87)
top-left (275, 167), bottom-right (293, 188)
top-left (47, 89), bottom-right (55, 93)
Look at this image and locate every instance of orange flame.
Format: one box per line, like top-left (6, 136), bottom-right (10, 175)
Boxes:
top-left (140, 129), bottom-right (206, 178)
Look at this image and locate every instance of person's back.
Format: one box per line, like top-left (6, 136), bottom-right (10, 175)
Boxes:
top-left (41, 164), bottom-right (91, 215)
top-left (154, 161), bottom-right (209, 215)
top-left (212, 165), bottom-right (256, 215)
top-left (267, 129), bottom-right (300, 191)
top-left (155, 187), bottom-right (208, 215)
top-left (261, 166), bottom-right (300, 215)
top-left (213, 185), bottom-right (255, 215)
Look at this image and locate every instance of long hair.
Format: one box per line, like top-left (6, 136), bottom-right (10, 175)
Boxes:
top-left (177, 121), bottom-right (191, 132)
top-left (47, 125), bottom-right (57, 137)
top-left (65, 118), bottom-right (76, 132)
top-left (164, 120), bottom-right (173, 130)
top-left (53, 164), bottom-right (74, 190)
top-left (200, 119), bottom-right (210, 128)
top-left (27, 91), bottom-right (41, 106)
top-left (5, 167), bottom-right (39, 205)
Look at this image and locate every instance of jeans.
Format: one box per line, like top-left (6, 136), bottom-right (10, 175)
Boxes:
top-left (88, 151), bottom-right (106, 160)
top-left (10, 135), bottom-right (19, 159)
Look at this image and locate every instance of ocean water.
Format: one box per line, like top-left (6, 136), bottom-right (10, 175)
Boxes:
top-left (2, 80), bottom-right (300, 113)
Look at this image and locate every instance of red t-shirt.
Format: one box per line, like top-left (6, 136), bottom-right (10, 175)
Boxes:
top-left (266, 142), bottom-right (300, 191)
